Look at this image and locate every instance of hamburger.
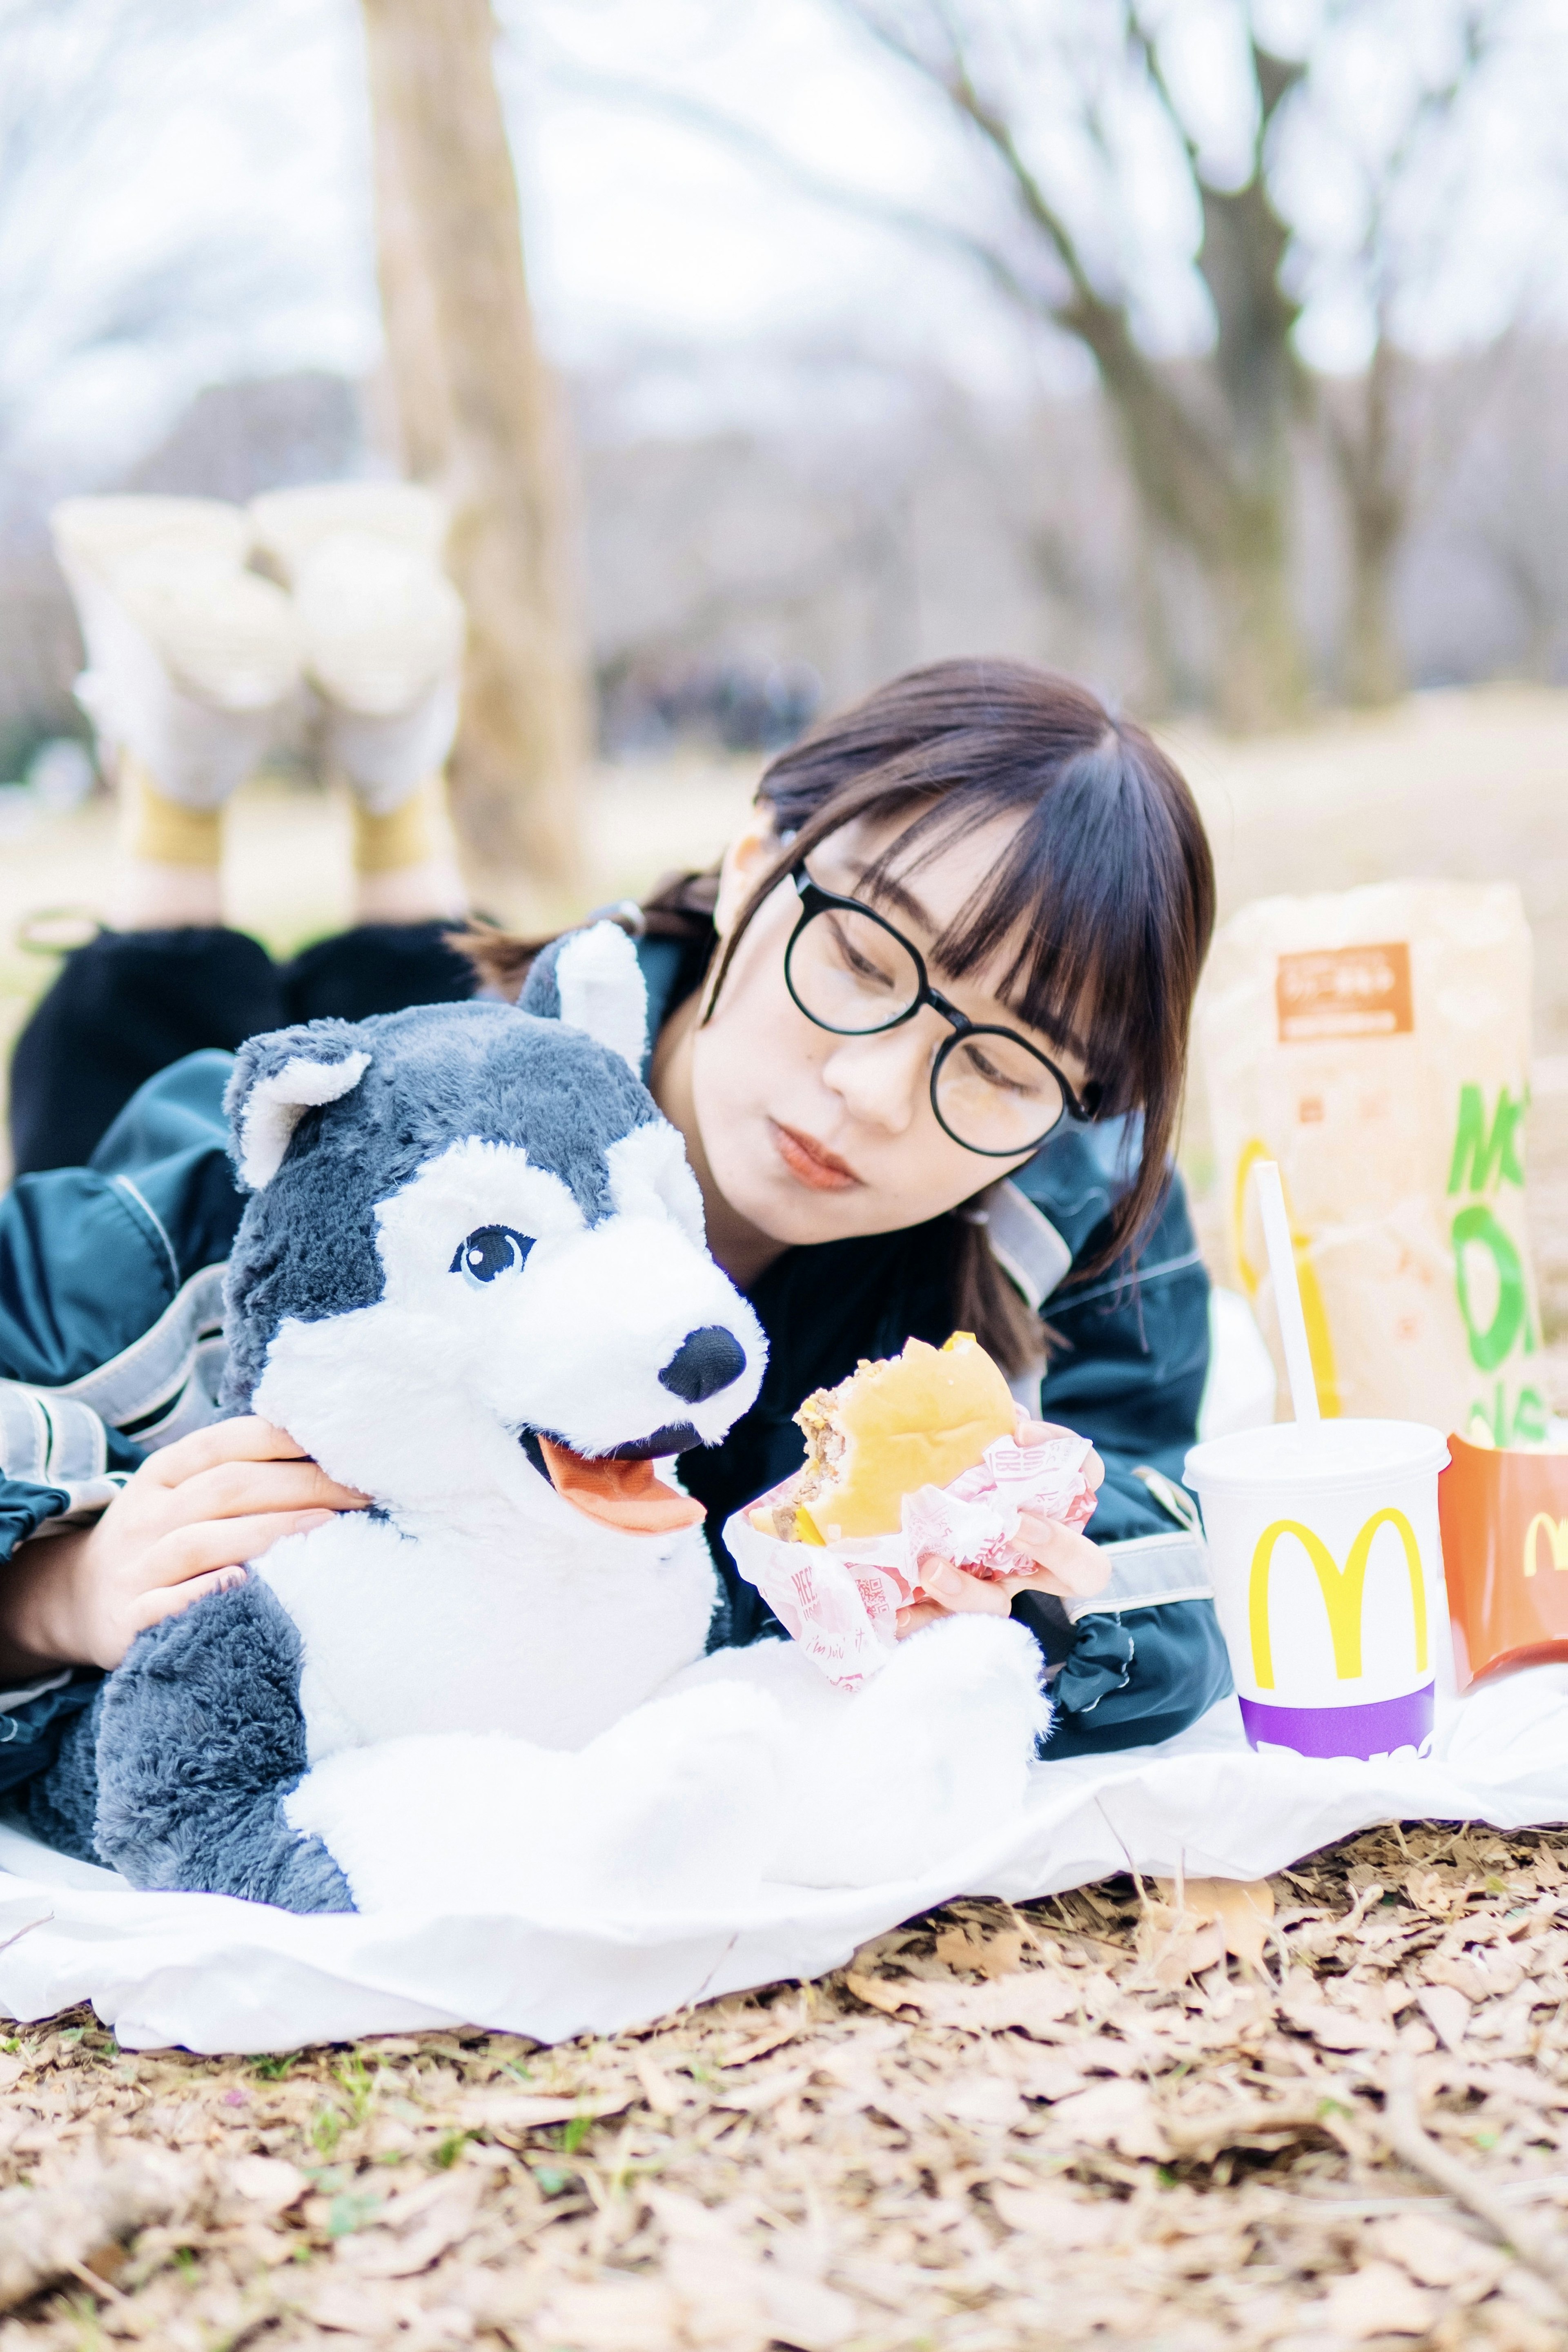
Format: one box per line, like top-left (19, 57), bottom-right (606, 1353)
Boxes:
top-left (751, 1332), bottom-right (1017, 1545)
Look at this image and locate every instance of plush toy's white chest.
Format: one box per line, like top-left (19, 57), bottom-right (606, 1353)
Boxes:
top-left (257, 1507), bottom-right (718, 1766)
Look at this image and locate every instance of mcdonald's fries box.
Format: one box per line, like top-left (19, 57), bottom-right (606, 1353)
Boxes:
top-left (1439, 1433), bottom-right (1568, 1689)
top-left (1186, 1419), bottom-right (1451, 1762)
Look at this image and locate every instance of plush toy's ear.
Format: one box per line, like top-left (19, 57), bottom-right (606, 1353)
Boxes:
top-left (225, 1023), bottom-right (372, 1190)
top-left (519, 920), bottom-right (648, 1075)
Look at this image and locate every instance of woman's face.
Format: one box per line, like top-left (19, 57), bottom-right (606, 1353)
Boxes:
top-left (686, 811), bottom-right (1092, 1250)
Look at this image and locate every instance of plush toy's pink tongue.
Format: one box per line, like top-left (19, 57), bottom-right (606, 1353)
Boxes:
top-left (537, 1437), bottom-right (705, 1533)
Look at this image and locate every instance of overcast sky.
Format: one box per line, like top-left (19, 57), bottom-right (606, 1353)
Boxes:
top-left (2, 0), bottom-right (1566, 477)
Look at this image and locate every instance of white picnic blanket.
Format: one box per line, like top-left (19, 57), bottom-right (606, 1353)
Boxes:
top-left (1, 1662), bottom-right (1565, 2055)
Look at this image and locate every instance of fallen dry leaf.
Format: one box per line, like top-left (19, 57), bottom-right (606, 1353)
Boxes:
top-left (635, 2053), bottom-right (684, 2115)
top-left (1375, 2208), bottom-right (1506, 2290)
top-left (225, 2153), bottom-right (308, 2216)
top-left (1048, 2079), bottom-right (1172, 2161)
top-left (1403, 1866), bottom-right (1454, 1917)
top-left (989, 2184), bottom-right (1123, 2245)
top-left (1426, 1944), bottom-right (1526, 2004)
top-left (757, 2265), bottom-right (859, 2350)
top-left (1321, 2258), bottom-right (1439, 2339)
top-left (0, 2149), bottom-right (191, 2313)
top-left (337, 2171), bottom-right (485, 2279)
top-left (711, 2065), bottom-right (815, 2115)
top-left (535, 2276), bottom-right (685, 2351)
top-left (843, 1971), bottom-right (924, 2017)
top-left (1152, 1876), bottom-right (1275, 1971)
top-left (462, 2087), bottom-right (635, 2134)
top-left (723, 2018), bottom-right (806, 2067)
top-left (937, 2074), bottom-right (1028, 2131)
top-left (1279, 2001), bottom-right (1397, 2053)
top-left (1135, 1900), bottom-right (1225, 1989)
top-left (933, 1923), bottom-right (1027, 1978)
top-left (1009, 2048), bottom-right (1089, 2102)
top-left (1205, 1878), bottom-right (1275, 1969)
top-left (905, 1972), bottom-right (1080, 2039)
top-left (1417, 1982), bottom-right (1471, 2053)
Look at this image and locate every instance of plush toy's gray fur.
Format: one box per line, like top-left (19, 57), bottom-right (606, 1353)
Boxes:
top-left (17, 1687), bottom-right (106, 1863)
top-left (220, 999), bottom-right (658, 1412)
top-left (89, 1581), bottom-right (353, 1908)
top-left (516, 938), bottom-right (566, 1022)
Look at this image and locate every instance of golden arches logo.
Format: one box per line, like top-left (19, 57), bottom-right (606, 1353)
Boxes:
top-left (1248, 1510), bottom-right (1428, 1690)
top-left (1232, 1141), bottom-right (1342, 1417)
top-left (1523, 1514), bottom-right (1568, 1579)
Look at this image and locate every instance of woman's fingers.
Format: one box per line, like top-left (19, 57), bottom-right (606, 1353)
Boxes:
top-left (126, 1564), bottom-right (252, 1640)
top-left (160, 1457), bottom-right (369, 1526)
top-left (895, 1600), bottom-right (949, 1637)
top-left (137, 1508), bottom-right (336, 1592)
top-left (1005, 1517), bottom-right (1111, 1598)
top-left (142, 1417), bottom-right (312, 1489)
top-left (914, 1556), bottom-right (1011, 1616)
top-left (1014, 1417), bottom-right (1106, 1492)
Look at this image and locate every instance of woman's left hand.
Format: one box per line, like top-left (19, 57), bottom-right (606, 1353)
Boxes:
top-left (894, 1416), bottom-right (1109, 1637)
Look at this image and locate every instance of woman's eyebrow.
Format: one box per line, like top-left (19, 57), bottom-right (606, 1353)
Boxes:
top-left (851, 865), bottom-right (934, 934)
top-left (851, 864), bottom-right (1090, 1066)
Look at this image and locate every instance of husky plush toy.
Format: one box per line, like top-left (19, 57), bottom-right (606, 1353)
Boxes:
top-left (31, 925), bottom-right (1049, 1915)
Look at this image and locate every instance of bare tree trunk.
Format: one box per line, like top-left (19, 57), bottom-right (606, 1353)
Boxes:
top-left (1325, 344), bottom-right (1408, 708)
top-left (361, 0), bottom-right (586, 888)
top-left (1343, 494), bottom-right (1406, 708)
top-left (837, 11), bottom-right (1317, 732)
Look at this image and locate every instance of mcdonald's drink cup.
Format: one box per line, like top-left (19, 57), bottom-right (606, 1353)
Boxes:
top-left (1184, 1420), bottom-right (1452, 1761)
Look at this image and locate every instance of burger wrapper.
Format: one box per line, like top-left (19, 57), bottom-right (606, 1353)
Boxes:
top-left (724, 1433), bottom-right (1098, 1690)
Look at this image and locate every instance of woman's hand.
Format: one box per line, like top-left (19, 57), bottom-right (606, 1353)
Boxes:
top-left (895, 1417), bottom-right (1108, 1637)
top-left (0, 1420), bottom-right (368, 1678)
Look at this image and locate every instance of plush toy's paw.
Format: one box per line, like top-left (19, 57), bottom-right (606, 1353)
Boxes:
top-left (286, 1693), bottom-right (785, 1922)
top-left (92, 1580), bottom-right (355, 1912)
top-left (568, 1682), bottom-right (786, 1917)
top-left (765, 1615), bottom-right (1049, 1889)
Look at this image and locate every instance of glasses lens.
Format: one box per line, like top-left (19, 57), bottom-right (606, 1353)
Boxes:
top-left (935, 1029), bottom-right (1066, 1154)
top-left (787, 904), bottom-right (923, 1034)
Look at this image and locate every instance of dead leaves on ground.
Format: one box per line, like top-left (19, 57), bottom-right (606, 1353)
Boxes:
top-left (2, 1822), bottom-right (1568, 2348)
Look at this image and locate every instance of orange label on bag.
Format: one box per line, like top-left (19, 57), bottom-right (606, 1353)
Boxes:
top-left (1276, 943), bottom-right (1413, 1042)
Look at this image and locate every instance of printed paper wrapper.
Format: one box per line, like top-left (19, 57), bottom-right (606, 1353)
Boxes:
top-left (724, 1434), bottom-right (1098, 1690)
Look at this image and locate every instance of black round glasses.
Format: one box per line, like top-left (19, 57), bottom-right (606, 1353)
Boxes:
top-left (783, 863), bottom-right (1102, 1158)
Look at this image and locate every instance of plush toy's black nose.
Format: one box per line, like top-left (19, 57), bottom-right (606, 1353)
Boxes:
top-left (659, 1325), bottom-right (747, 1404)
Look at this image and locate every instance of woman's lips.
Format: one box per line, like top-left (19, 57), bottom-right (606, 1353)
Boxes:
top-left (770, 1120), bottom-right (861, 1192)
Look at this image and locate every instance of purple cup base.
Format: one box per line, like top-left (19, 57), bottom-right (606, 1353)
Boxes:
top-left (1239, 1684), bottom-right (1434, 1762)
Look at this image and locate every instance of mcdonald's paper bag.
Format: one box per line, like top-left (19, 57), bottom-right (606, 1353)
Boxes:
top-left (1197, 882), bottom-right (1544, 1444)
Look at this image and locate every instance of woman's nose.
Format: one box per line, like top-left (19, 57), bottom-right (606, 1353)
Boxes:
top-left (820, 1021), bottom-right (933, 1134)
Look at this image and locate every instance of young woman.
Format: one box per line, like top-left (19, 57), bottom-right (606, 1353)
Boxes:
top-left (0, 659), bottom-right (1229, 1820)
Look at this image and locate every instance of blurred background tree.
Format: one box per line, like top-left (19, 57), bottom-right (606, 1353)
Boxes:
top-left (566, 0), bottom-right (1537, 727)
top-left (0, 0), bottom-right (1564, 799)
top-left (361, 0), bottom-right (586, 885)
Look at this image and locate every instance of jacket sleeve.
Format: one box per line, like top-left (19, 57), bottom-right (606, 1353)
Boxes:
top-left (997, 1136), bottom-right (1233, 1753)
top-left (1039, 1168), bottom-right (1210, 1537)
top-left (0, 1050), bottom-right (245, 1576)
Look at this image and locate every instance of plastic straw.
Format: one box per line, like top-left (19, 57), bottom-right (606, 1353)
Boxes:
top-left (1253, 1159), bottom-right (1321, 1424)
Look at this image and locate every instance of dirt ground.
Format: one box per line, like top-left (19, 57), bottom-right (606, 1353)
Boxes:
top-left (1, 686), bottom-right (1567, 2346)
top-left (4, 1828), bottom-right (1568, 2350)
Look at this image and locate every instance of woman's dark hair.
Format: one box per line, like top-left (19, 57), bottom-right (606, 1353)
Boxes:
top-left (466, 658), bottom-right (1214, 1374)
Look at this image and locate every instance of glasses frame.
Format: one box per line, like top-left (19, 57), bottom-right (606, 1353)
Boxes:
top-left (784, 862), bottom-right (1103, 1158)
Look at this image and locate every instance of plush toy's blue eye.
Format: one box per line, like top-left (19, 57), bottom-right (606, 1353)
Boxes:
top-left (452, 1226), bottom-right (534, 1284)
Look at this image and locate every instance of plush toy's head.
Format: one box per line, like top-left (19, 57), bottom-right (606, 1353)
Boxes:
top-left (219, 924), bottom-right (766, 1535)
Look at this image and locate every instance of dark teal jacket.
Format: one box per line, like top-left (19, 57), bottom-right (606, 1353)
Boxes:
top-left (0, 967), bottom-right (1229, 1783)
